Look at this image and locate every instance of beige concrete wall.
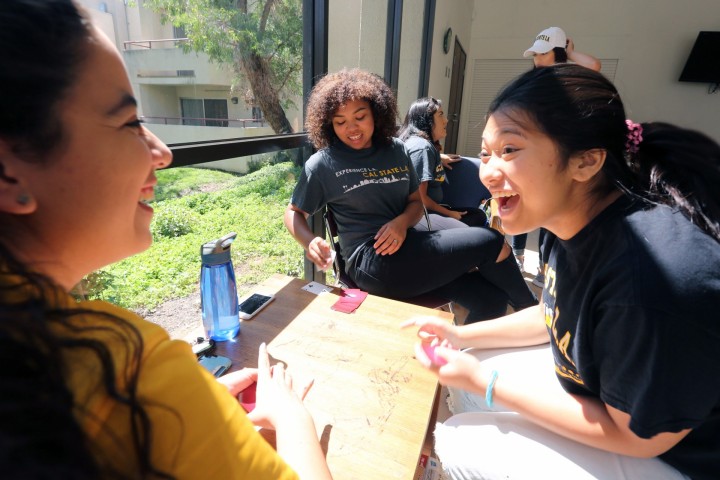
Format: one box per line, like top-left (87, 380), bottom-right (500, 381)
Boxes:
top-left (455, 0), bottom-right (720, 151)
top-left (396, 0), bottom-right (427, 118)
top-left (428, 0), bottom-right (475, 104)
top-left (426, 0), bottom-right (475, 150)
top-left (328, 0), bottom-right (388, 76)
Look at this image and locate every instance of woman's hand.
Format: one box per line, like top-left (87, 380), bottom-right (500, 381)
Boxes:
top-left (412, 342), bottom-right (485, 393)
top-left (307, 236), bottom-right (334, 271)
top-left (246, 343), bottom-right (314, 430)
top-left (373, 219), bottom-right (407, 255)
top-left (440, 153), bottom-right (461, 170)
top-left (402, 317), bottom-right (486, 393)
top-left (566, 37), bottom-right (575, 54)
top-left (449, 210), bottom-right (466, 221)
top-left (216, 368), bottom-right (258, 397)
top-left (401, 315), bottom-right (461, 347)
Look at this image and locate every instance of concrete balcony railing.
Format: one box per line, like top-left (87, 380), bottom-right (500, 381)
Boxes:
top-left (123, 41), bottom-right (234, 86)
top-left (141, 115), bottom-right (267, 128)
top-left (123, 38), bottom-right (189, 50)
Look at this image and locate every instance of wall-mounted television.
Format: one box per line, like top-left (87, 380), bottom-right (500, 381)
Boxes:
top-left (679, 31), bottom-right (720, 83)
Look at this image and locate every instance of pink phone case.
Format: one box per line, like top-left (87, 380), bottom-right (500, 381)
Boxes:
top-left (239, 382), bottom-right (257, 412)
top-left (422, 343), bottom-right (448, 366)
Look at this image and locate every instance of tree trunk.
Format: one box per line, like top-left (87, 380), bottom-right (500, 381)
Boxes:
top-left (238, 50), bottom-right (294, 134)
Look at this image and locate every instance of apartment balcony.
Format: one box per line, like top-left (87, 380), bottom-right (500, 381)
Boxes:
top-left (122, 39), bottom-right (234, 87)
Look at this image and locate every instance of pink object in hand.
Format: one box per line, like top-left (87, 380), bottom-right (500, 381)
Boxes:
top-left (422, 343), bottom-right (448, 366)
top-left (239, 382), bottom-right (257, 412)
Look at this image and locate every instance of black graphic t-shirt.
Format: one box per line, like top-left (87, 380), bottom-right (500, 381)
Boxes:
top-left (405, 135), bottom-right (446, 204)
top-left (541, 195), bottom-right (720, 479)
top-left (291, 138), bottom-right (419, 265)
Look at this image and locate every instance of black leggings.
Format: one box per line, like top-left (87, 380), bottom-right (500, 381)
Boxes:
top-left (348, 227), bottom-right (537, 323)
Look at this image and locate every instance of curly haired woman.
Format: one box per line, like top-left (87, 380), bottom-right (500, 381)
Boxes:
top-left (284, 69), bottom-right (536, 323)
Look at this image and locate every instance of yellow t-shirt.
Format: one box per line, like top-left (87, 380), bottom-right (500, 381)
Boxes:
top-left (45, 289), bottom-right (299, 479)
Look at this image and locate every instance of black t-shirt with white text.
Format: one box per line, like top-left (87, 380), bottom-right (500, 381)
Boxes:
top-left (542, 196), bottom-right (720, 479)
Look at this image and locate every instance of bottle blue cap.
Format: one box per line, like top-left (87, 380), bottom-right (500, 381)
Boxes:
top-left (200, 232), bottom-right (237, 265)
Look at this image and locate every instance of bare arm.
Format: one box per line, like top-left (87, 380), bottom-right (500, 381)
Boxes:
top-left (455, 304), bottom-right (549, 349)
top-left (495, 381), bottom-right (690, 458)
top-left (273, 407), bottom-right (333, 480)
top-left (402, 304), bottom-right (549, 351)
top-left (248, 344), bottom-right (333, 480)
top-left (417, 181), bottom-right (464, 220)
top-left (409, 307), bottom-right (690, 459)
top-left (566, 38), bottom-right (602, 72)
top-left (283, 204), bottom-right (333, 271)
top-left (400, 189), bottom-right (425, 228)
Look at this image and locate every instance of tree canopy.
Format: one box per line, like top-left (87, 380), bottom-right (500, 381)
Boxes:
top-left (145, 0), bottom-right (303, 134)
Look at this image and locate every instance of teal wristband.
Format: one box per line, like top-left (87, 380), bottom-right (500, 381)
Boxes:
top-left (485, 370), bottom-right (499, 409)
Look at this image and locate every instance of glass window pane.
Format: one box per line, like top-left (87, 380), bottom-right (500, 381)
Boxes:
top-left (180, 98), bottom-right (203, 126)
top-left (328, 0), bottom-right (389, 76)
top-left (81, 0), bottom-right (304, 145)
top-left (203, 99), bottom-right (229, 127)
top-left (82, 147), bottom-right (310, 339)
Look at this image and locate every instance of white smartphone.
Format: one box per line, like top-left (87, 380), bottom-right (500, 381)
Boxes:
top-left (238, 293), bottom-right (275, 320)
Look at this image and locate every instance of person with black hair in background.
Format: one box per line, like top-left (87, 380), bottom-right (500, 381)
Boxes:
top-left (398, 97), bottom-right (489, 231)
top-left (405, 64), bottom-right (720, 479)
top-left (0, 2), bottom-right (333, 478)
top-left (512, 26), bottom-right (602, 284)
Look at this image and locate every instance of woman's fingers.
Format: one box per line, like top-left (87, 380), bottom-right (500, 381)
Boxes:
top-left (377, 233), bottom-right (403, 255)
top-left (373, 223), bottom-right (406, 255)
top-left (258, 343), bottom-right (270, 376)
top-left (308, 237), bottom-right (335, 270)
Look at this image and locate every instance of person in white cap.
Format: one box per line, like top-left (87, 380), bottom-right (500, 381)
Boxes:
top-left (523, 26), bottom-right (601, 71)
top-left (512, 26), bottom-right (602, 286)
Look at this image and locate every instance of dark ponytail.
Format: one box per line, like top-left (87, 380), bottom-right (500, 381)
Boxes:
top-left (489, 64), bottom-right (720, 242)
top-left (631, 122), bottom-right (720, 241)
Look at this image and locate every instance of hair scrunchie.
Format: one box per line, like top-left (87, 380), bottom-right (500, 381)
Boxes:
top-left (625, 119), bottom-right (643, 155)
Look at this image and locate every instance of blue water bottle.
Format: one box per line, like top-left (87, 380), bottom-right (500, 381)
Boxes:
top-left (200, 232), bottom-right (240, 341)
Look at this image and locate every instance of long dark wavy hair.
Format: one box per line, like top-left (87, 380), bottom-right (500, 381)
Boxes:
top-left (397, 97), bottom-right (443, 151)
top-left (488, 63), bottom-right (720, 242)
top-left (305, 68), bottom-right (398, 149)
top-left (0, 1), bottom-right (171, 478)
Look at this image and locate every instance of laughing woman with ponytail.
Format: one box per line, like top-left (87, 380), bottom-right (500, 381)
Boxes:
top-left (404, 64), bottom-right (720, 479)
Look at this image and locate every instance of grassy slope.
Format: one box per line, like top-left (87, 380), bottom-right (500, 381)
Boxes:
top-left (87, 162), bottom-right (305, 310)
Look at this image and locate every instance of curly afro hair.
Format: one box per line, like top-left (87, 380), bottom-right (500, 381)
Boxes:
top-left (305, 68), bottom-right (398, 149)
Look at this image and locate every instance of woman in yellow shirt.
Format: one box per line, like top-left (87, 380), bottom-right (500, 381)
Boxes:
top-left (0, 1), bottom-right (331, 479)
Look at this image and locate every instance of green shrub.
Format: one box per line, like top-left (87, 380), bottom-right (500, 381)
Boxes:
top-left (151, 204), bottom-right (198, 237)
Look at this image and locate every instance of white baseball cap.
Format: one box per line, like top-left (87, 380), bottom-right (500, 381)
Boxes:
top-left (523, 27), bottom-right (567, 57)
